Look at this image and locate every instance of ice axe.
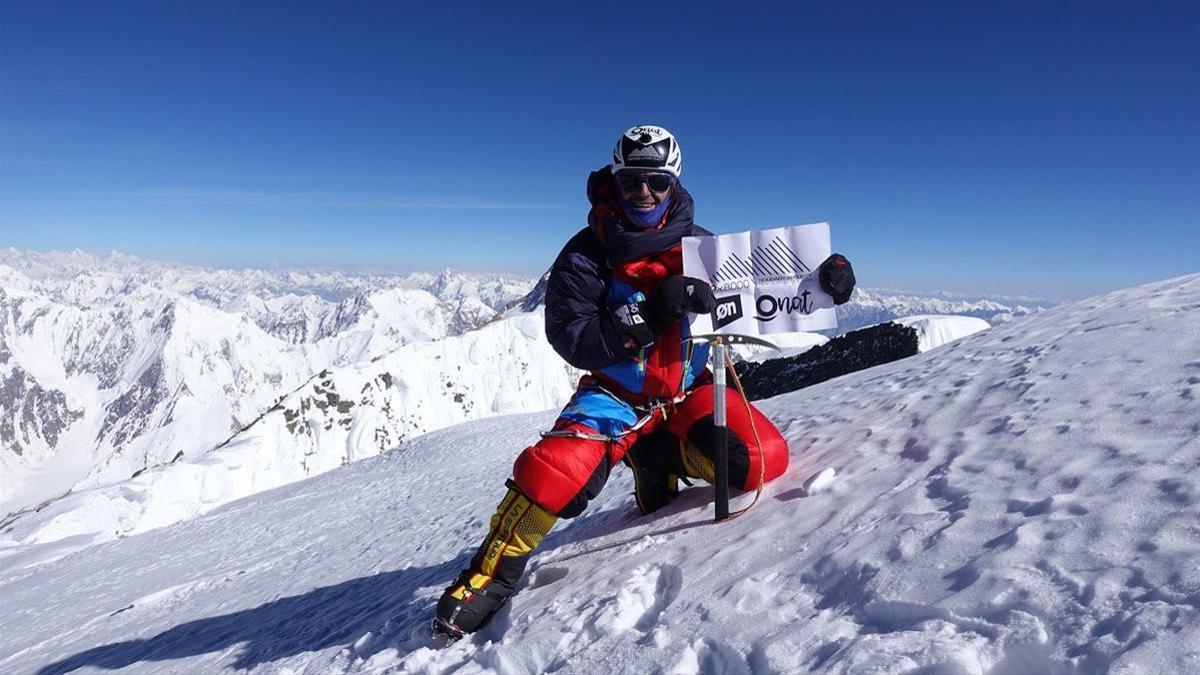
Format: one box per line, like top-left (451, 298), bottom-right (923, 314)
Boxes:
top-left (684, 332), bottom-right (779, 521)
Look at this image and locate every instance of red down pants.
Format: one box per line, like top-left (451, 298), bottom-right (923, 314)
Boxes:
top-left (512, 381), bottom-right (790, 518)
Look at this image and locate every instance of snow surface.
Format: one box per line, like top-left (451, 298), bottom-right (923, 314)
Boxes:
top-left (895, 315), bottom-right (991, 353)
top-left (1, 274), bottom-right (1195, 674)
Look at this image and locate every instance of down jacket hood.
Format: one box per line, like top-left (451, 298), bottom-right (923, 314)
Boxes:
top-left (585, 166), bottom-right (700, 264)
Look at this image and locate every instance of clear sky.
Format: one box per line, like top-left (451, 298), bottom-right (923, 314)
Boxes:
top-left (2, 1), bottom-right (1197, 299)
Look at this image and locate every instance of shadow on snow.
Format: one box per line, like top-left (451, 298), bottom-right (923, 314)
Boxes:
top-left (38, 485), bottom-right (726, 673)
top-left (36, 554), bottom-right (470, 675)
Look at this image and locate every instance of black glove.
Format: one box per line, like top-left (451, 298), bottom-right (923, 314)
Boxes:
top-left (650, 275), bottom-right (716, 328)
top-left (818, 253), bottom-right (856, 305)
top-left (610, 275), bottom-right (715, 350)
top-left (611, 299), bottom-right (657, 350)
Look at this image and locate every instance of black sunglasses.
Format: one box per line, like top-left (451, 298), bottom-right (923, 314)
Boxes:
top-left (616, 172), bottom-right (675, 193)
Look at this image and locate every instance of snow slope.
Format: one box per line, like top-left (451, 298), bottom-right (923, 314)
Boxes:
top-left (894, 315), bottom-right (991, 353)
top-left (1, 275), bottom-right (1196, 675)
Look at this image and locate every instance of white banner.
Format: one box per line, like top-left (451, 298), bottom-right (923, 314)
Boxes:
top-left (683, 222), bottom-right (837, 335)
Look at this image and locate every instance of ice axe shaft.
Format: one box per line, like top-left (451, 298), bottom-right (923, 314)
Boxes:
top-left (712, 339), bottom-right (730, 521)
top-left (683, 333), bottom-right (777, 522)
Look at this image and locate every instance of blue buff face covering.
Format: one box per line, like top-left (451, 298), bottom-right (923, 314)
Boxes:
top-left (616, 188), bottom-right (672, 229)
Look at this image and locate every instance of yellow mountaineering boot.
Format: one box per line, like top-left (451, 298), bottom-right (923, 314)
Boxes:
top-left (433, 482), bottom-right (557, 639)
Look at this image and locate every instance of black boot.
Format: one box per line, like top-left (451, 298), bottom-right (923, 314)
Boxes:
top-left (433, 571), bottom-right (515, 639)
top-left (623, 432), bottom-right (684, 515)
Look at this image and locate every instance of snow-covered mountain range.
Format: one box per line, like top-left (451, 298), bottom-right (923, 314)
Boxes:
top-left (0, 248), bottom-right (534, 515)
top-left (0, 247), bottom-right (1040, 528)
top-left (833, 287), bottom-right (1051, 333)
top-left (0, 274), bottom-right (1193, 675)
top-left (0, 311), bottom-right (579, 556)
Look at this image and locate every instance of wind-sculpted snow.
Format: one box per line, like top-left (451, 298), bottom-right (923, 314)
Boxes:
top-left (0, 275), bottom-right (1195, 675)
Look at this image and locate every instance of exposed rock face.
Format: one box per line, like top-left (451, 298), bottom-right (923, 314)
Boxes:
top-left (98, 360), bottom-right (167, 451)
top-left (517, 271), bottom-right (550, 313)
top-left (0, 291), bottom-right (84, 457)
top-left (0, 363), bottom-right (83, 457)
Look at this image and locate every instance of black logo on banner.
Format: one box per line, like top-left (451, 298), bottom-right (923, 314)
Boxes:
top-left (755, 290), bottom-right (813, 321)
top-left (712, 295), bottom-right (744, 328)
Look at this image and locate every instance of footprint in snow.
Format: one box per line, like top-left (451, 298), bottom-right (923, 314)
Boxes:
top-left (671, 637), bottom-right (751, 675)
top-left (590, 563), bottom-right (682, 635)
top-left (1006, 497), bottom-right (1053, 517)
top-left (722, 571), bottom-right (783, 615)
top-left (900, 438), bottom-right (929, 462)
top-left (526, 565), bottom-right (569, 590)
top-left (944, 563), bottom-right (982, 592)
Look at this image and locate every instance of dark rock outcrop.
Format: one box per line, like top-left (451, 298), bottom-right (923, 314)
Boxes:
top-left (736, 322), bottom-right (920, 401)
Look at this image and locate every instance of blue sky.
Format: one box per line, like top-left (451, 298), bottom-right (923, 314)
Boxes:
top-left (2, 1), bottom-right (1196, 299)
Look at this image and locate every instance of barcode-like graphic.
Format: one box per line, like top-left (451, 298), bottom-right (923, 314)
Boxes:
top-left (711, 237), bottom-right (812, 284)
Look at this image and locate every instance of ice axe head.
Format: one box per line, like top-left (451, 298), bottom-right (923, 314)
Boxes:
top-left (682, 333), bottom-right (780, 350)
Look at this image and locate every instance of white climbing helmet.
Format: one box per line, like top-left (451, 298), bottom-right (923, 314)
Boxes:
top-left (611, 125), bottom-right (682, 178)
